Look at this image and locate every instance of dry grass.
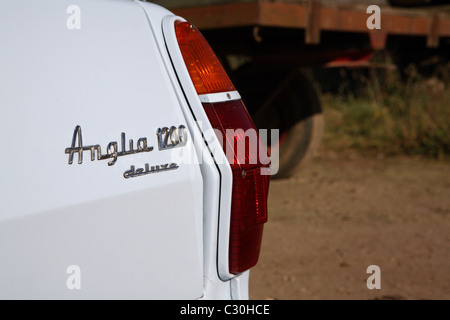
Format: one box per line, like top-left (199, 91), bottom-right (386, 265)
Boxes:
top-left (319, 63), bottom-right (450, 158)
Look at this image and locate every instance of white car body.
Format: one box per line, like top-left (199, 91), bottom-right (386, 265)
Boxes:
top-left (0, 0), bottom-right (250, 299)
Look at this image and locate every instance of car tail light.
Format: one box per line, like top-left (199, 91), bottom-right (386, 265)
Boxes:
top-left (175, 21), bottom-right (270, 275)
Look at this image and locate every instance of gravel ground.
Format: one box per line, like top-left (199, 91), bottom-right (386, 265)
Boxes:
top-left (249, 152), bottom-right (450, 300)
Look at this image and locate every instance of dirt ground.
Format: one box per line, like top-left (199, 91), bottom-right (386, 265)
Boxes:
top-left (249, 152), bottom-right (450, 300)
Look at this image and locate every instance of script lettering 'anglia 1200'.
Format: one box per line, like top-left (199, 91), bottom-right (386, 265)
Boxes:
top-left (64, 125), bottom-right (187, 179)
top-left (65, 125), bottom-right (188, 166)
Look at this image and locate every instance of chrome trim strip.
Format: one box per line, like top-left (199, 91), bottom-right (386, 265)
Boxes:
top-left (198, 90), bottom-right (241, 103)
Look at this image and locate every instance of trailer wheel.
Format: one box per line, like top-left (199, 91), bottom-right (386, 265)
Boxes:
top-left (232, 67), bottom-right (324, 179)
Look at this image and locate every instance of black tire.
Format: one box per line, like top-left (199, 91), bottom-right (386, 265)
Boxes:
top-left (232, 66), bottom-right (324, 179)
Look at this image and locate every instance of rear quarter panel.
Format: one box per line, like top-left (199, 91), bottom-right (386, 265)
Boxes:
top-left (0, 0), bottom-right (203, 299)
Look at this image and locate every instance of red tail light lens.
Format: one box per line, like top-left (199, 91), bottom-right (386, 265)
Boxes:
top-left (202, 100), bottom-right (270, 170)
top-left (229, 168), bottom-right (269, 273)
top-left (203, 101), bottom-right (270, 274)
top-left (175, 21), bottom-right (270, 275)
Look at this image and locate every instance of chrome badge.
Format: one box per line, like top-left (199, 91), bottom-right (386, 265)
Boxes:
top-left (65, 125), bottom-right (187, 178)
top-left (123, 163), bottom-right (179, 179)
top-left (157, 125), bottom-right (188, 150)
top-left (65, 125), bottom-right (154, 166)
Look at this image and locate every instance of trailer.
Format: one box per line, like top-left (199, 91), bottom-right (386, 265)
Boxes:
top-left (150, 0), bottom-right (450, 178)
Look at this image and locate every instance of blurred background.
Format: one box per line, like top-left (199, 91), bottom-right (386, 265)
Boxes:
top-left (150, 0), bottom-right (450, 299)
